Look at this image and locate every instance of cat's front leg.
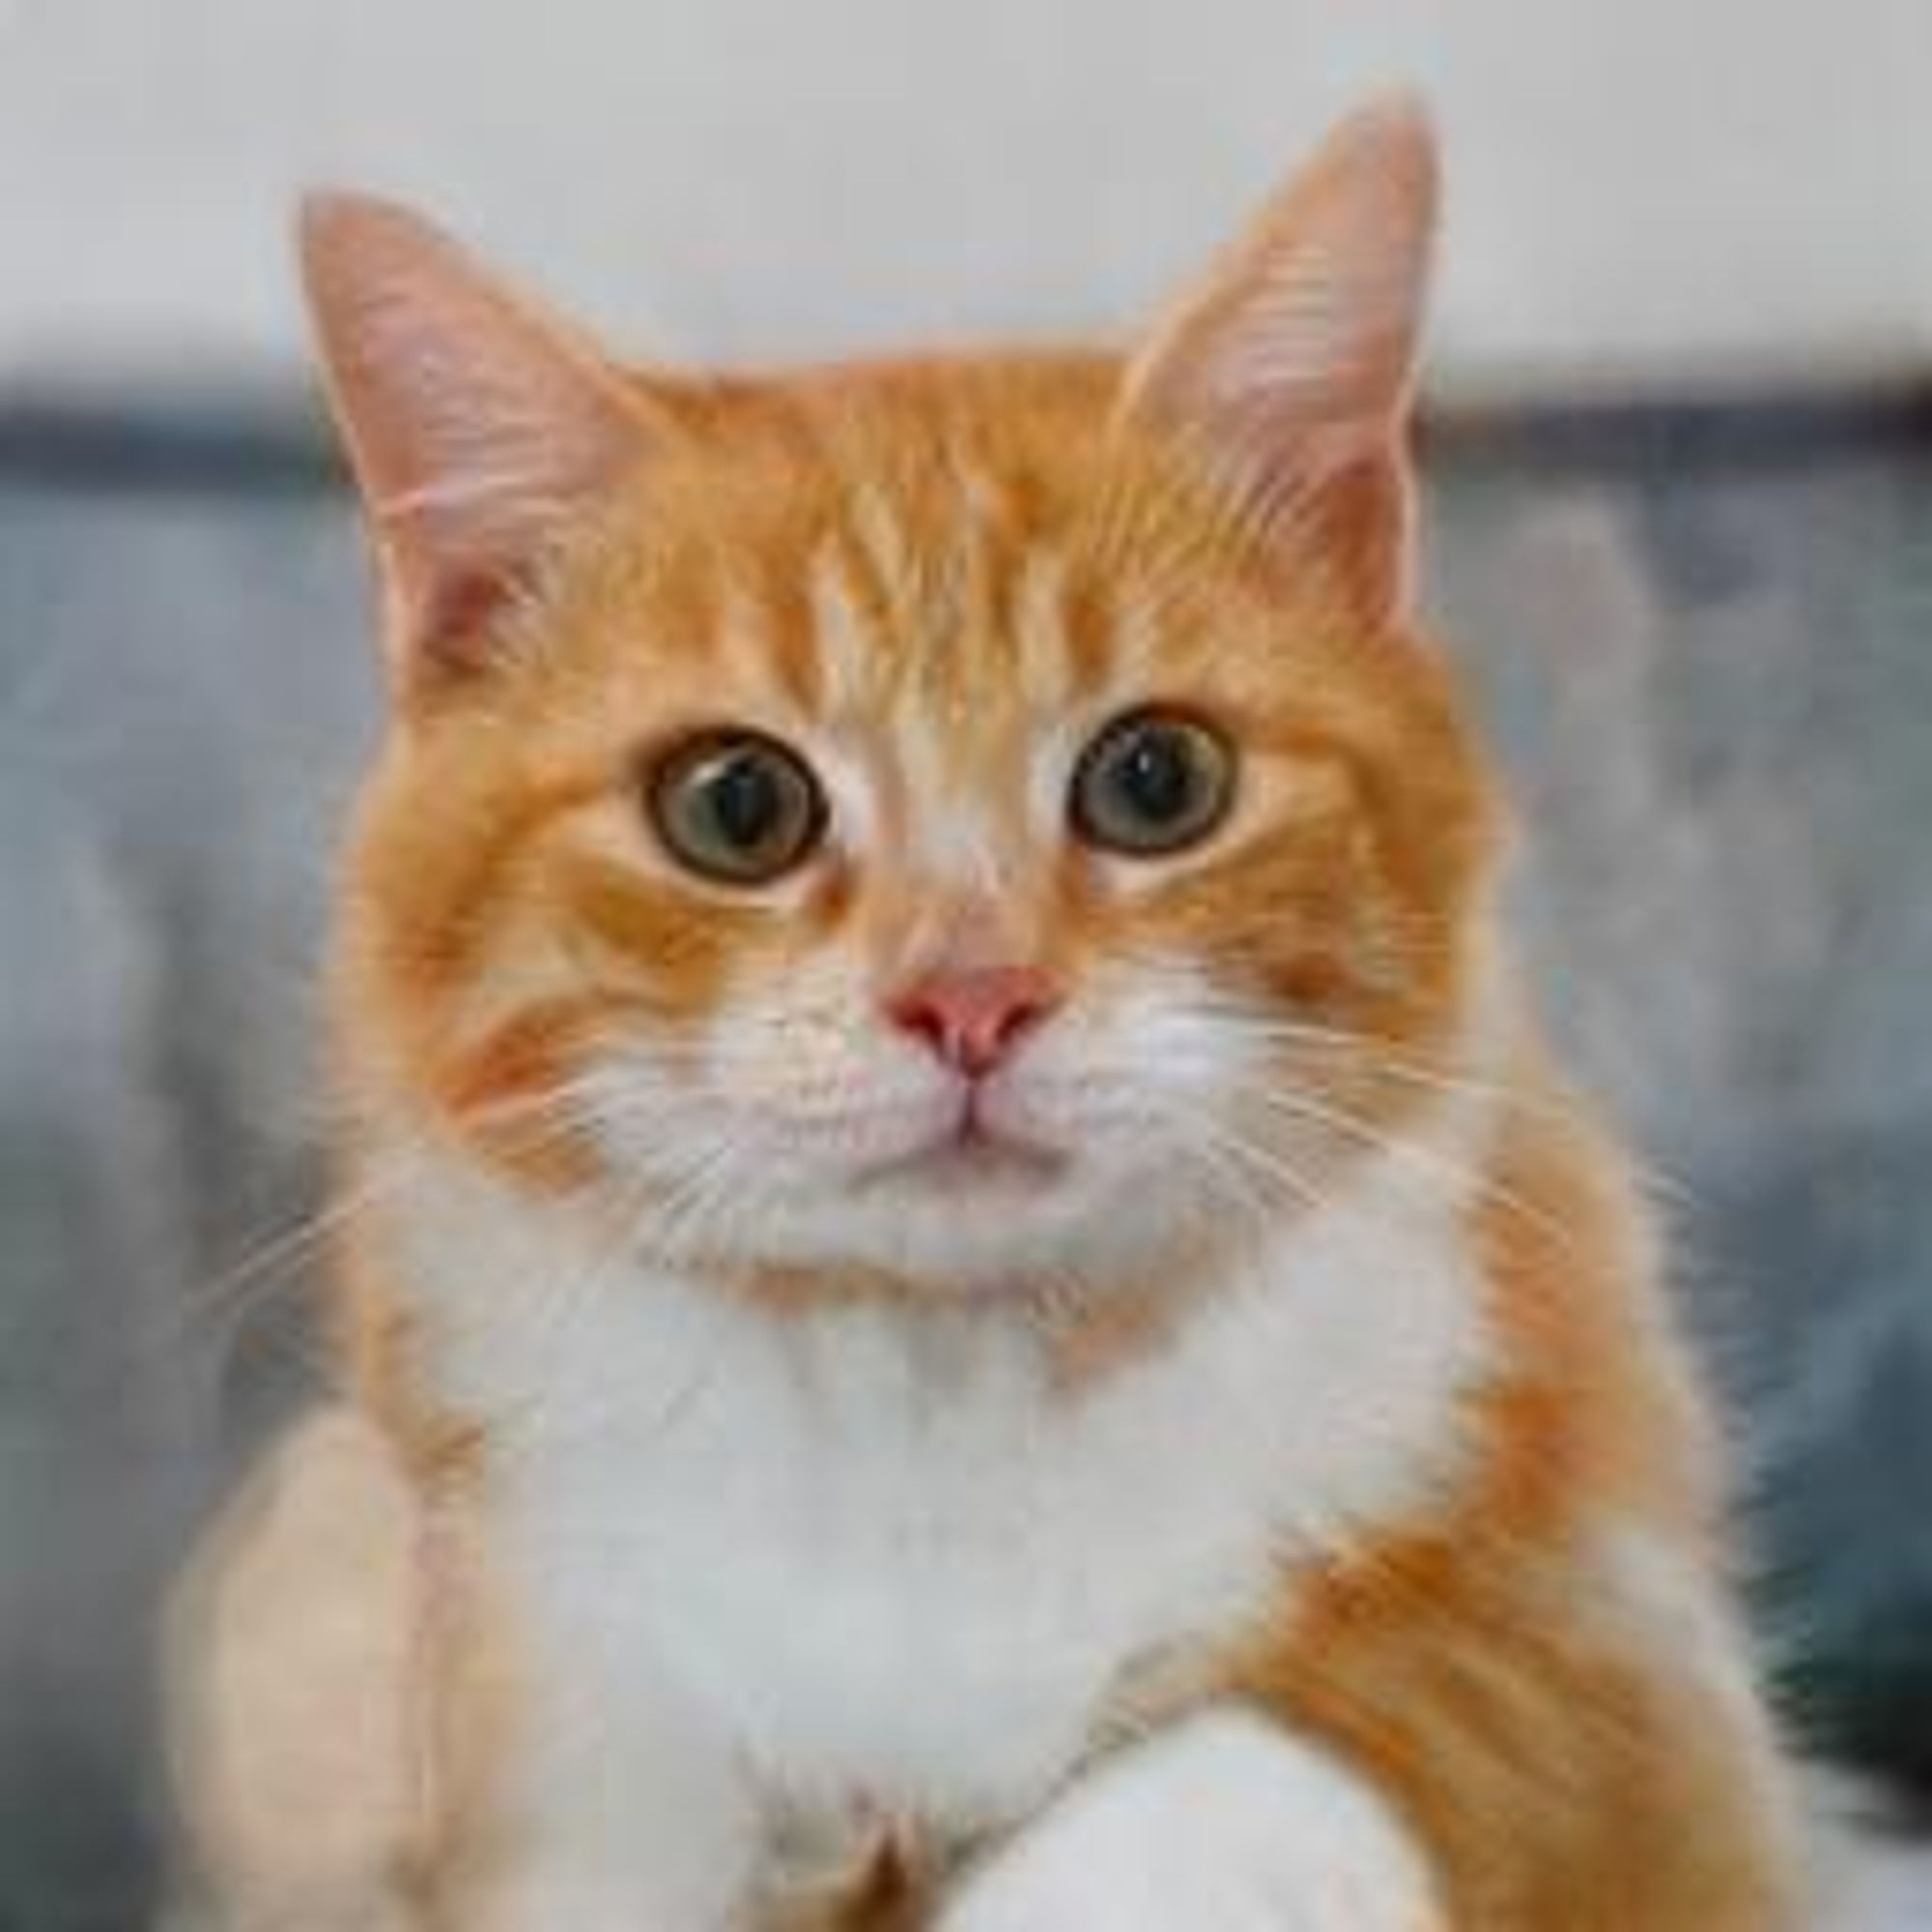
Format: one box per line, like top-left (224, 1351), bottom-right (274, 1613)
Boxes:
top-left (941, 1710), bottom-right (1445, 1932)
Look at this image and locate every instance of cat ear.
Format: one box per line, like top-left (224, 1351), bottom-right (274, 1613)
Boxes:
top-left (298, 193), bottom-right (652, 692)
top-left (1121, 96), bottom-right (1438, 629)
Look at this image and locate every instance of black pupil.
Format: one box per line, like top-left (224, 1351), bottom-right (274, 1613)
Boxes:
top-left (709, 753), bottom-right (785, 851)
top-left (1115, 728), bottom-right (1196, 823)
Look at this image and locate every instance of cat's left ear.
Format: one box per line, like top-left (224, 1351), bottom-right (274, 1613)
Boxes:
top-left (1121, 96), bottom-right (1438, 630)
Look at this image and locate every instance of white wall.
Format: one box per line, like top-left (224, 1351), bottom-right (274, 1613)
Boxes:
top-left (2, 0), bottom-right (1928, 401)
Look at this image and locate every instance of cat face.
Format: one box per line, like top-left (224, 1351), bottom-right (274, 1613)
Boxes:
top-left (314, 100), bottom-right (1498, 1294)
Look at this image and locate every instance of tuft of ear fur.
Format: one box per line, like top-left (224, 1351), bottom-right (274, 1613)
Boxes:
top-left (1122, 96), bottom-right (1439, 629)
top-left (298, 194), bottom-right (652, 693)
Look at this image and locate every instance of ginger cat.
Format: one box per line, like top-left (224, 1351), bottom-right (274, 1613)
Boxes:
top-left (172, 99), bottom-right (1804, 1929)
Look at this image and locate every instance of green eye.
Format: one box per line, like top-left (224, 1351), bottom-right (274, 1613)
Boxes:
top-left (648, 729), bottom-right (827, 885)
top-left (1070, 708), bottom-right (1236, 857)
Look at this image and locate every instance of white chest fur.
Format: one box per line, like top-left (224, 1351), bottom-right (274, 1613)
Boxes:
top-left (395, 1146), bottom-right (1490, 1857)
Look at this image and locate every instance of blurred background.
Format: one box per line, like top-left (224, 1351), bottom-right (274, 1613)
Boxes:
top-left (3, 2), bottom-right (1930, 1924)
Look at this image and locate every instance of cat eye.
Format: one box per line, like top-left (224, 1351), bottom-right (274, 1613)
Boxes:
top-left (1069, 708), bottom-right (1236, 858)
top-left (647, 729), bottom-right (828, 886)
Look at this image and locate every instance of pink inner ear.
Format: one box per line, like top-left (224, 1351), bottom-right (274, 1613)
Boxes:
top-left (412, 563), bottom-right (524, 677)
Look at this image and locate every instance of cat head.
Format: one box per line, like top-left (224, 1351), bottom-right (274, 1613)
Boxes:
top-left (308, 98), bottom-right (1500, 1298)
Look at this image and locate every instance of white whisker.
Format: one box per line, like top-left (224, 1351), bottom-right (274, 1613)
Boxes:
top-left (1247, 1085), bottom-right (1573, 1248)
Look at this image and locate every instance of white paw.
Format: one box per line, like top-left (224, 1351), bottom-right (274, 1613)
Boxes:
top-left (942, 1711), bottom-right (1445, 1932)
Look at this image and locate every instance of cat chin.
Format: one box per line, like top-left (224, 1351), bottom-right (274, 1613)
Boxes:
top-left (678, 1156), bottom-right (1217, 1304)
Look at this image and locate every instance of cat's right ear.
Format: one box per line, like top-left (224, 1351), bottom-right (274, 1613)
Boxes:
top-left (298, 195), bottom-right (652, 696)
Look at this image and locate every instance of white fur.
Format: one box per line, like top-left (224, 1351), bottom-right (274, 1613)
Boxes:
top-left (942, 1709), bottom-right (1445, 1932)
top-left (389, 1086), bottom-right (1493, 1922)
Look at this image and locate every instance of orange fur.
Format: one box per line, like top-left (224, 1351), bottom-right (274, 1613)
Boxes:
top-left (176, 100), bottom-right (1802, 1929)
top-left (1223, 1068), bottom-right (1803, 1927)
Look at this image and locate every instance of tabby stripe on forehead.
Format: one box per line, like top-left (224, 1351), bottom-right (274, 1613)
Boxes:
top-left (809, 533), bottom-right (882, 714)
top-left (951, 458), bottom-right (1023, 660)
top-left (847, 481), bottom-right (923, 621)
top-left (641, 539), bottom-right (724, 670)
top-left (1056, 562), bottom-right (1121, 691)
top-left (714, 574), bottom-right (801, 708)
top-left (1012, 546), bottom-right (1077, 711)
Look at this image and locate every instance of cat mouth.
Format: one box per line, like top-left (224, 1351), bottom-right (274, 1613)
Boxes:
top-left (856, 1108), bottom-right (1069, 1193)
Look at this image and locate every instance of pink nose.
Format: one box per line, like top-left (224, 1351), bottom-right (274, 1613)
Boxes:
top-left (888, 966), bottom-right (1061, 1079)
